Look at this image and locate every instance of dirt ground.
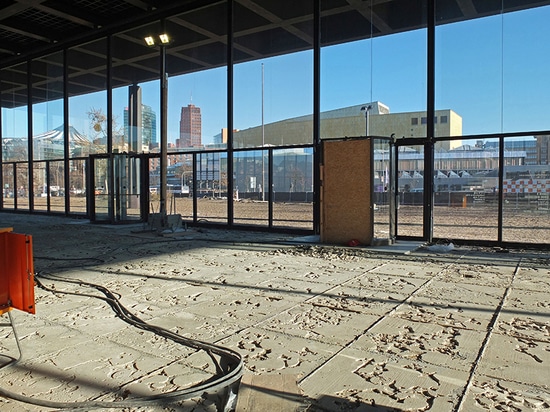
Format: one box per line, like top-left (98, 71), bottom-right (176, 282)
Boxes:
top-left (3, 195), bottom-right (549, 244)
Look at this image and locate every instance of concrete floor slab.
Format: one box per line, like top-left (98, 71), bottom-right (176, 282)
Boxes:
top-left (257, 302), bottom-right (381, 345)
top-left (0, 213), bottom-right (549, 411)
top-left (353, 317), bottom-right (486, 372)
top-left (299, 349), bottom-right (469, 411)
top-left (476, 333), bottom-right (550, 387)
top-left (458, 377), bottom-right (550, 412)
top-left (392, 298), bottom-right (496, 332)
top-left (217, 327), bottom-right (338, 375)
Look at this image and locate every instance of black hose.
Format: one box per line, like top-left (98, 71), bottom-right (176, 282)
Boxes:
top-left (0, 272), bottom-right (243, 410)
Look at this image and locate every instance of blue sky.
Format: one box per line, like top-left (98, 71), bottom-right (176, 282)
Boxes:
top-left (3, 5), bottom-right (550, 144)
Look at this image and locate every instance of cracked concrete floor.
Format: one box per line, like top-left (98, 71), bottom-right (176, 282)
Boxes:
top-left (0, 213), bottom-right (549, 411)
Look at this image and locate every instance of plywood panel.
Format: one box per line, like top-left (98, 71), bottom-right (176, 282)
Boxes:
top-left (321, 138), bottom-right (373, 245)
top-left (235, 374), bottom-right (304, 411)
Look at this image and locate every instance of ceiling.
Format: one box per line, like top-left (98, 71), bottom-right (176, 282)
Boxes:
top-left (1, 0), bottom-right (548, 107)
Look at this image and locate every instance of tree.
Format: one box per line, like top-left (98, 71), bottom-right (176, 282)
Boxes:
top-left (87, 107), bottom-right (126, 152)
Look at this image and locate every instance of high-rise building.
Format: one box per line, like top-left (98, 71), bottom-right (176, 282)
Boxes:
top-left (123, 103), bottom-right (157, 152)
top-left (178, 104), bottom-right (202, 148)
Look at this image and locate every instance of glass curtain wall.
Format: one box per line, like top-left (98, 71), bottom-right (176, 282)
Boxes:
top-left (31, 52), bottom-right (64, 212)
top-left (397, 144), bottom-right (425, 237)
top-left (435, 2), bottom-right (550, 245)
top-left (321, 0), bottom-right (427, 239)
top-left (1, 63), bottom-right (30, 211)
top-left (500, 4), bottom-right (550, 244)
top-left (68, 38), bottom-right (108, 215)
top-left (233, 1), bottom-right (314, 228)
top-left (432, 138), bottom-right (500, 241)
top-left (272, 147), bottom-right (314, 230)
top-left (111, 22), bottom-right (161, 221)
top-left (165, 2), bottom-right (228, 223)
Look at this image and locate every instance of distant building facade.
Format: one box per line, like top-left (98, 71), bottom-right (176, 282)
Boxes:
top-left (232, 102), bottom-right (463, 151)
top-left (178, 104), bottom-right (202, 148)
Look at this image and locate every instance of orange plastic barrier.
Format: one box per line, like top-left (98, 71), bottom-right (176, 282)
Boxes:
top-left (0, 228), bottom-right (35, 315)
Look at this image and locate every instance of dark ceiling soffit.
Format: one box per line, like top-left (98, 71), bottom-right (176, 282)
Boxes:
top-left (0, 0), bottom-right (222, 69)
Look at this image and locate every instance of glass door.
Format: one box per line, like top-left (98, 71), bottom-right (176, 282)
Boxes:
top-left (90, 154), bottom-right (145, 223)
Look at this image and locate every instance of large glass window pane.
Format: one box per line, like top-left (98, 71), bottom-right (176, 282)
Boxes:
top-left (196, 152), bottom-right (227, 224)
top-left (273, 147), bottom-right (313, 230)
top-left (69, 158), bottom-right (87, 214)
top-left (33, 161), bottom-right (48, 211)
top-left (502, 5), bottom-right (550, 133)
top-left (32, 52), bottom-right (64, 161)
top-left (2, 163), bottom-right (15, 209)
top-left (49, 160), bottom-right (65, 212)
top-left (32, 52), bottom-right (64, 212)
top-left (166, 2), bottom-right (227, 151)
top-left (163, 153), bottom-right (194, 220)
top-left (373, 138), bottom-right (391, 239)
top-left (2, 63), bottom-right (29, 163)
top-left (68, 38), bottom-right (108, 156)
top-left (15, 163), bottom-right (30, 211)
top-left (2, 63), bottom-right (29, 209)
top-left (67, 38), bottom-right (107, 216)
top-left (436, 5), bottom-right (502, 136)
top-left (92, 157), bottom-right (110, 220)
top-left (432, 138), bottom-right (500, 241)
top-left (233, 150), bottom-right (268, 225)
top-left (112, 22), bottom-right (161, 154)
top-left (502, 135), bottom-right (550, 245)
top-left (233, 1), bottom-right (313, 149)
top-left (397, 144), bottom-right (424, 238)
top-left (321, 1), bottom-right (427, 140)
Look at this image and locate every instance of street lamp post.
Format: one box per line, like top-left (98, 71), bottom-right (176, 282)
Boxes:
top-left (144, 30), bottom-right (171, 222)
top-left (361, 104), bottom-right (372, 137)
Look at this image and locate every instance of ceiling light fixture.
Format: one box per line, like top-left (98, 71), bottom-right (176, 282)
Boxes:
top-left (144, 34), bottom-right (171, 47)
top-left (144, 36), bottom-right (155, 46)
top-left (159, 33), bottom-right (170, 44)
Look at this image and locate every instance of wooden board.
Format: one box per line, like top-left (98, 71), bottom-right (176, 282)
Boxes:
top-left (235, 374), bottom-right (305, 412)
top-left (320, 138), bottom-right (373, 245)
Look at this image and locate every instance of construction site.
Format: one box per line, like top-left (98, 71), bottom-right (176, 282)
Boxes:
top-left (1, 213), bottom-right (548, 411)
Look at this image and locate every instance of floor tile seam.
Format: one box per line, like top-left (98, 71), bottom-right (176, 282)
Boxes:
top-left (208, 266), bottom-right (392, 346)
top-left (10, 354), bottom-right (197, 406)
top-left (298, 255), bottom-right (496, 387)
top-left (16, 330), bottom-right (184, 366)
top-left (454, 258), bottom-right (521, 412)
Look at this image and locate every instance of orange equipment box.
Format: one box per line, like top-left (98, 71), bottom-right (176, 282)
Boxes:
top-left (0, 227), bottom-right (35, 315)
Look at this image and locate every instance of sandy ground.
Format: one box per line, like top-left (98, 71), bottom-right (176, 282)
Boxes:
top-left (0, 213), bottom-right (549, 411)
top-left (4, 196), bottom-right (549, 244)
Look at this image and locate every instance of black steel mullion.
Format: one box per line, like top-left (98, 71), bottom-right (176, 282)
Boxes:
top-left (63, 49), bottom-right (70, 215)
top-left (268, 149), bottom-right (273, 228)
top-left (12, 163), bottom-right (17, 209)
top-left (497, 136), bottom-right (504, 243)
top-left (227, 0), bottom-right (234, 227)
top-left (424, 0), bottom-right (435, 242)
top-left (192, 153), bottom-right (198, 223)
top-left (107, 35), bottom-right (115, 224)
top-left (313, 0), bottom-right (321, 234)
top-left (46, 161), bottom-right (51, 212)
top-left (27, 60), bottom-right (34, 211)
